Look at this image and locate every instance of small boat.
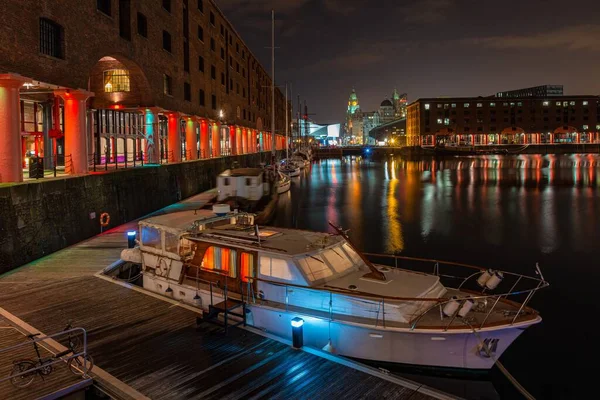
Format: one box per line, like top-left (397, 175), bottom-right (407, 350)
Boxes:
top-left (214, 167), bottom-right (277, 224)
top-left (121, 216), bottom-right (547, 371)
top-left (281, 158), bottom-right (304, 170)
top-left (291, 152), bottom-right (311, 168)
top-left (280, 162), bottom-right (300, 177)
top-left (276, 171), bottom-right (291, 194)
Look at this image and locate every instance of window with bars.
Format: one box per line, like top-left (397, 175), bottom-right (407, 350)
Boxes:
top-left (39, 18), bottom-right (64, 59)
top-left (104, 69), bottom-right (131, 93)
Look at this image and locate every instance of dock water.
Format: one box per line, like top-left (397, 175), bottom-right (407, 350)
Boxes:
top-left (0, 190), bottom-right (457, 399)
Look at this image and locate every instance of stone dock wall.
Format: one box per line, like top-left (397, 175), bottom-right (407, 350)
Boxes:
top-left (0, 152), bottom-right (282, 272)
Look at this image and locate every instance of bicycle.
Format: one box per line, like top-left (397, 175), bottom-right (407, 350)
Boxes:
top-left (10, 328), bottom-right (94, 388)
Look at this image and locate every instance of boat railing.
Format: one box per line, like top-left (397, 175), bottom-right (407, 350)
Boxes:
top-left (362, 253), bottom-right (549, 330)
top-left (243, 253), bottom-right (548, 331)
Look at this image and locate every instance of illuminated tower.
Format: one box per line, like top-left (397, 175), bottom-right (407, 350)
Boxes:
top-left (347, 88), bottom-right (360, 115)
top-left (345, 89), bottom-right (361, 142)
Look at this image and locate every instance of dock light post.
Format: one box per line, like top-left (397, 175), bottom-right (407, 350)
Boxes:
top-left (291, 317), bottom-right (304, 349)
top-left (127, 231), bottom-right (137, 248)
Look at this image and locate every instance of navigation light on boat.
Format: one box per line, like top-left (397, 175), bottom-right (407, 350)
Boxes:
top-left (291, 317), bottom-right (304, 328)
top-left (127, 231), bottom-right (137, 248)
top-left (442, 296), bottom-right (460, 317)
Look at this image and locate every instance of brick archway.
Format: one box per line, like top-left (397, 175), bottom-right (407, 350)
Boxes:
top-left (88, 54), bottom-right (154, 109)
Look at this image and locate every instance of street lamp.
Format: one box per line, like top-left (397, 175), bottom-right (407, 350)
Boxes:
top-left (219, 109), bottom-right (224, 119)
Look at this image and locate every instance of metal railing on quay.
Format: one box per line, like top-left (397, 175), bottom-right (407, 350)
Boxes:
top-left (0, 327), bottom-right (90, 384)
top-left (90, 151), bottom-right (145, 172)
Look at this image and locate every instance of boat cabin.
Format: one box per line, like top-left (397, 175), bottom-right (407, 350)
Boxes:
top-left (217, 168), bottom-right (268, 201)
top-left (130, 210), bottom-right (446, 325)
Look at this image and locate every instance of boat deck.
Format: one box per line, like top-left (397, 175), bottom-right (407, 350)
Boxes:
top-left (0, 191), bottom-right (456, 400)
top-left (0, 317), bottom-right (92, 400)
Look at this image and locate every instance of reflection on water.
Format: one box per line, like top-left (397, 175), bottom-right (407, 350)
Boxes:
top-left (275, 154), bottom-right (600, 399)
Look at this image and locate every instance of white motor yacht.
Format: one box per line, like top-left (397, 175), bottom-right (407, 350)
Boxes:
top-left (121, 212), bottom-right (547, 371)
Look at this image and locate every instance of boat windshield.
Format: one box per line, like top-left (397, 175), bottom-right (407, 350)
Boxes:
top-left (297, 243), bottom-right (363, 283)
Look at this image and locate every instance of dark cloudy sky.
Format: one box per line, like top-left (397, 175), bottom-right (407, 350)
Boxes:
top-left (216, 0), bottom-right (600, 123)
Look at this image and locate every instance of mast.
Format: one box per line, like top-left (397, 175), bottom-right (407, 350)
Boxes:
top-left (285, 83), bottom-right (289, 161)
top-left (270, 10), bottom-right (276, 158)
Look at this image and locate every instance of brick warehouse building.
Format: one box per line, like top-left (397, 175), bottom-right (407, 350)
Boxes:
top-left (406, 96), bottom-right (600, 147)
top-left (0, 0), bottom-right (289, 183)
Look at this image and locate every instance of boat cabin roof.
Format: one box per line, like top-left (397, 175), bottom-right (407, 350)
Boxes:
top-left (191, 226), bottom-right (345, 257)
top-left (140, 210), bottom-right (220, 232)
top-left (219, 168), bottom-right (263, 177)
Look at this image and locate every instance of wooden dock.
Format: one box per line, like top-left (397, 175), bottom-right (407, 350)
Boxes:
top-left (0, 191), bottom-right (457, 400)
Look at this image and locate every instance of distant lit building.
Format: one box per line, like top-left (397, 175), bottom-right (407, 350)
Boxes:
top-left (406, 96), bottom-right (600, 146)
top-left (345, 88), bottom-right (362, 144)
top-left (344, 88), bottom-right (408, 145)
top-left (362, 111), bottom-right (380, 143)
top-left (392, 89), bottom-right (407, 119)
top-left (369, 119), bottom-right (406, 146)
top-left (496, 85), bottom-right (563, 98)
top-left (379, 99), bottom-right (395, 124)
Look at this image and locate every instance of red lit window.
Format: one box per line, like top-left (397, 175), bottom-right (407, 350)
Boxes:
top-left (240, 252), bottom-right (255, 282)
top-left (202, 246), bottom-right (236, 278)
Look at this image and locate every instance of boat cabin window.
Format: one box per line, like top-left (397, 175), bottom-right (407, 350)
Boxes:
top-left (341, 243), bottom-right (362, 266)
top-left (202, 246), bottom-right (237, 278)
top-left (224, 178), bottom-right (230, 186)
top-left (297, 254), bottom-right (333, 282)
top-left (141, 226), bottom-right (162, 249)
top-left (259, 256), bottom-right (293, 280)
top-left (321, 246), bottom-right (354, 274)
top-left (245, 178), bottom-right (252, 186)
top-left (164, 232), bottom-right (179, 254)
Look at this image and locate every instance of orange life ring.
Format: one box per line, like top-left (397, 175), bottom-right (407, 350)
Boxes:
top-left (100, 212), bottom-right (110, 227)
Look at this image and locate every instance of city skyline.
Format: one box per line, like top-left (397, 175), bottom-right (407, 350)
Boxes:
top-left (217, 0), bottom-right (600, 123)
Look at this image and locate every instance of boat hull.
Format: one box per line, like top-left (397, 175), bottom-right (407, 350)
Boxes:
top-left (248, 305), bottom-right (529, 370)
top-left (139, 275), bottom-right (530, 371)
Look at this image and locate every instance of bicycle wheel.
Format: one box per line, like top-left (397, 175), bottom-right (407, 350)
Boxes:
top-left (10, 360), bottom-right (36, 388)
top-left (67, 354), bottom-right (94, 376)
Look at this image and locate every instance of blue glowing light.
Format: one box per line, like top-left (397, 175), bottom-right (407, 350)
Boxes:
top-left (127, 231), bottom-right (137, 237)
top-left (291, 317), bottom-right (304, 328)
top-left (365, 148), bottom-right (371, 154)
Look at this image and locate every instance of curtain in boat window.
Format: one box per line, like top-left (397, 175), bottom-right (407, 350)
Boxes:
top-left (240, 252), bottom-right (255, 282)
top-left (202, 246), bottom-right (236, 278)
